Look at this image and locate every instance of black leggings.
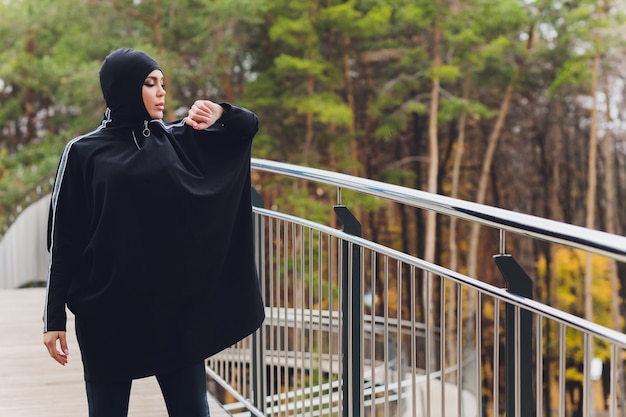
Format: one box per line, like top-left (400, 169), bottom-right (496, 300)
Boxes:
top-left (85, 361), bottom-right (210, 417)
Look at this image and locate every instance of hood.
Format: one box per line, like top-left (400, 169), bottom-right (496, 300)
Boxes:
top-left (99, 48), bottom-right (161, 126)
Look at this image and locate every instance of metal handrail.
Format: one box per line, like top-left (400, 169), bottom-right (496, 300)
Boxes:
top-left (254, 206), bottom-right (626, 348)
top-left (252, 158), bottom-right (626, 263)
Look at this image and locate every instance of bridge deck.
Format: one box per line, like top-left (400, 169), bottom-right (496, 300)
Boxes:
top-left (0, 288), bottom-right (231, 417)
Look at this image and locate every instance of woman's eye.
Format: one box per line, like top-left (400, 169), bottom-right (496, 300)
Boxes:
top-left (144, 83), bottom-right (155, 87)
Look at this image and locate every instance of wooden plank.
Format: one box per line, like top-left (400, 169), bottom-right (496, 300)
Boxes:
top-left (0, 288), bottom-right (231, 417)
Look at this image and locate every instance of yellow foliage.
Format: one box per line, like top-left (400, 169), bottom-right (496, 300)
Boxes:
top-left (536, 247), bottom-right (619, 371)
top-left (537, 247), bottom-right (614, 324)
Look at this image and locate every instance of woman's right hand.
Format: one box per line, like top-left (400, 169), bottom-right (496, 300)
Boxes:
top-left (43, 331), bottom-right (69, 366)
top-left (185, 100), bottom-right (224, 130)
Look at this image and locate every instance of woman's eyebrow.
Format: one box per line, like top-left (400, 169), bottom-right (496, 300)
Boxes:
top-left (144, 76), bottom-right (163, 82)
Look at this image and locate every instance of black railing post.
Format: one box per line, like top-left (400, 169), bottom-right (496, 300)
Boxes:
top-left (251, 187), bottom-right (266, 412)
top-left (334, 205), bottom-right (362, 417)
top-left (494, 254), bottom-right (533, 417)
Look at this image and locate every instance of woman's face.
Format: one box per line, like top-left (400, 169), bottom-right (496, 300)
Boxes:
top-left (142, 69), bottom-right (166, 120)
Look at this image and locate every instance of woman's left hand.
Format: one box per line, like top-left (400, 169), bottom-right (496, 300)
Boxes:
top-left (185, 100), bottom-right (224, 130)
top-left (43, 331), bottom-right (69, 366)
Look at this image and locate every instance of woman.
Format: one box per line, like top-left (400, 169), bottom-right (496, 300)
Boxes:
top-left (43, 48), bottom-right (265, 417)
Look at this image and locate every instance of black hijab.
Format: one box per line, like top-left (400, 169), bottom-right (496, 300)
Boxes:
top-left (99, 48), bottom-right (161, 126)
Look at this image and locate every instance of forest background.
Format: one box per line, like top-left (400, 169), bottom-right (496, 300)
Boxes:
top-left (2, 0), bottom-right (626, 384)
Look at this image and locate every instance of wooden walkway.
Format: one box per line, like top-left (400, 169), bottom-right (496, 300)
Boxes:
top-left (0, 288), bottom-right (231, 417)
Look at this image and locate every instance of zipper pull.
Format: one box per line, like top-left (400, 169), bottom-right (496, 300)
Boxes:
top-left (142, 120), bottom-right (151, 137)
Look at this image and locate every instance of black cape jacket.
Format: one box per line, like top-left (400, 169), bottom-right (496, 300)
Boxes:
top-left (44, 105), bottom-right (265, 382)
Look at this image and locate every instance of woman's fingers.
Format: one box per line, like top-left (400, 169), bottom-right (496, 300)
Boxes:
top-left (43, 331), bottom-right (69, 366)
top-left (185, 100), bottom-right (223, 130)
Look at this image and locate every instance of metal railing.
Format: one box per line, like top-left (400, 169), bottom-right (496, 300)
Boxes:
top-left (2, 159), bottom-right (626, 416)
top-left (206, 159), bottom-right (626, 417)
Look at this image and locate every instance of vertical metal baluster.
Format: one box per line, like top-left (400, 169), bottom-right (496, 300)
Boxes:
top-left (294, 225), bottom-right (308, 415)
top-left (476, 292), bottom-right (482, 417)
top-left (411, 266), bottom-right (417, 417)
top-left (515, 306), bottom-right (520, 417)
top-left (319, 234), bottom-right (324, 415)
top-left (371, 252), bottom-right (378, 417)
top-left (426, 270), bottom-right (431, 417)
top-left (610, 344), bottom-right (618, 417)
top-left (559, 325), bottom-right (566, 417)
top-left (359, 246), bottom-right (365, 417)
top-left (236, 339), bottom-right (242, 402)
top-left (330, 235), bottom-right (336, 415)
top-left (282, 221), bottom-right (289, 417)
top-left (398, 260), bottom-right (403, 417)
top-left (277, 219), bottom-right (284, 417)
top-left (256, 213), bottom-right (266, 411)
top-left (536, 316), bottom-right (543, 417)
top-left (441, 276), bottom-right (446, 417)
top-left (583, 333), bottom-right (591, 417)
top-left (493, 298), bottom-right (500, 417)
top-left (326, 232), bottom-right (331, 416)
top-left (261, 214), bottom-right (266, 411)
top-left (457, 283), bottom-right (463, 417)
top-left (335, 239), bottom-right (348, 413)
top-left (269, 217), bottom-right (275, 414)
top-left (308, 227), bottom-right (314, 417)
top-left (347, 241), bottom-right (353, 417)
top-left (384, 255), bottom-right (390, 417)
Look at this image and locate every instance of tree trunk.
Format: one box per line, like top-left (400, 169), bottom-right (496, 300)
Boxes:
top-left (544, 100), bottom-right (565, 417)
top-left (601, 45), bottom-right (625, 415)
top-left (424, 23), bottom-right (441, 266)
top-left (448, 71), bottom-right (470, 377)
top-left (449, 72), bottom-right (470, 272)
top-left (467, 25), bottom-right (534, 278)
top-left (303, 74), bottom-right (315, 164)
top-left (584, 51), bottom-right (600, 317)
top-left (422, 5), bottom-right (443, 376)
top-left (581, 45), bottom-right (600, 417)
top-left (343, 35), bottom-right (358, 175)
